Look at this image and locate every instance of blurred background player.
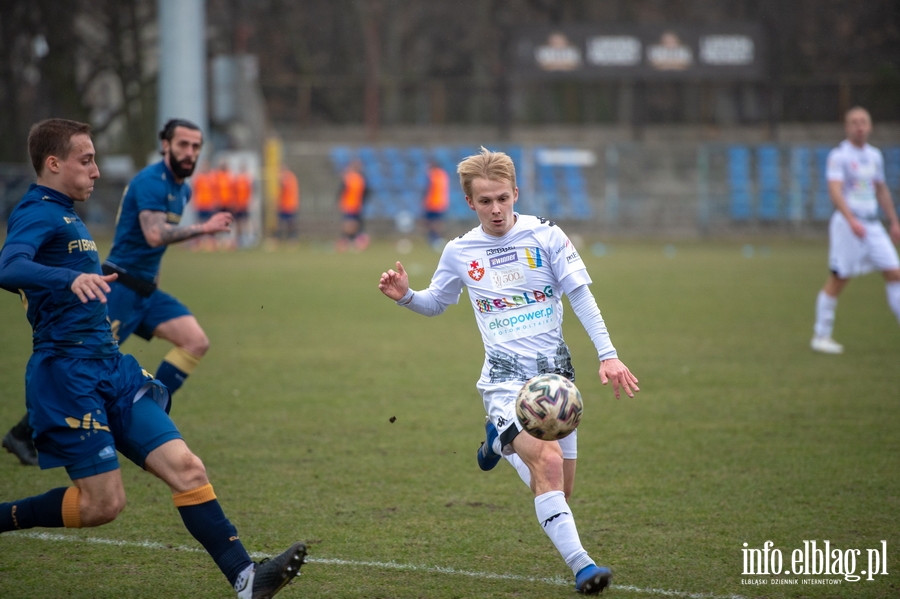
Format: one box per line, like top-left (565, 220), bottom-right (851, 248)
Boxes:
top-left (102, 118), bottom-right (233, 397)
top-left (422, 160), bottom-right (450, 250)
top-left (811, 106), bottom-right (900, 354)
top-left (190, 160), bottom-right (218, 251)
top-left (276, 165), bottom-right (300, 242)
top-left (232, 162), bottom-right (253, 248)
top-left (0, 118), bottom-right (306, 599)
top-left (378, 148), bottom-right (639, 595)
top-left (214, 160), bottom-right (237, 249)
top-left (336, 159), bottom-right (369, 251)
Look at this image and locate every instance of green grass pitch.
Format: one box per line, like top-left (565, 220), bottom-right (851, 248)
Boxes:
top-left (1, 236), bottom-right (898, 598)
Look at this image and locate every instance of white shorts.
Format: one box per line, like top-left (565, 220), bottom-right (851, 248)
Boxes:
top-left (828, 212), bottom-right (900, 278)
top-left (478, 379), bottom-right (578, 460)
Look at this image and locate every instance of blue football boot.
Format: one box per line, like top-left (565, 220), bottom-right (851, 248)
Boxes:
top-left (575, 564), bottom-right (612, 594)
top-left (476, 418), bottom-right (501, 471)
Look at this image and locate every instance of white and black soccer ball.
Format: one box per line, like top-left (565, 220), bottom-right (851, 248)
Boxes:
top-left (515, 373), bottom-right (583, 440)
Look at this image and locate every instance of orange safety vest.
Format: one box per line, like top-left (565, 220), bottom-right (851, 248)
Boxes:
top-left (424, 166), bottom-right (449, 213)
top-left (339, 170), bottom-right (366, 215)
top-left (191, 172), bottom-right (217, 211)
top-left (233, 173), bottom-right (252, 212)
top-left (215, 169), bottom-right (235, 211)
top-left (279, 170), bottom-right (299, 214)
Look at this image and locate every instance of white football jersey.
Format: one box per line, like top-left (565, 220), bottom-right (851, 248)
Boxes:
top-left (425, 214), bottom-right (592, 385)
top-left (826, 140), bottom-right (885, 218)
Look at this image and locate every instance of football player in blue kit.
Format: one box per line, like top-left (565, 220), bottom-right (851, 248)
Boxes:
top-left (0, 119), bottom-right (304, 599)
top-left (3, 119), bottom-right (231, 466)
top-left (103, 118), bottom-right (233, 395)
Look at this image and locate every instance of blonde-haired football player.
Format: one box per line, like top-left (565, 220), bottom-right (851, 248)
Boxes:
top-left (379, 147), bottom-right (639, 594)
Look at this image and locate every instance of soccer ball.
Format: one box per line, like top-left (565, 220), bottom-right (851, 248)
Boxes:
top-left (515, 373), bottom-right (583, 440)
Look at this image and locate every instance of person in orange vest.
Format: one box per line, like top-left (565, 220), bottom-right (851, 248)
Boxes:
top-left (190, 161), bottom-right (218, 251)
top-left (422, 160), bottom-right (450, 249)
top-left (213, 162), bottom-right (236, 249)
top-left (336, 160), bottom-right (369, 251)
top-left (232, 163), bottom-right (253, 247)
top-left (277, 166), bottom-right (300, 241)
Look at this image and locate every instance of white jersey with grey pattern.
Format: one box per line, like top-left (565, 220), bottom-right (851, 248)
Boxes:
top-left (826, 140), bottom-right (886, 219)
top-left (424, 213), bottom-right (598, 385)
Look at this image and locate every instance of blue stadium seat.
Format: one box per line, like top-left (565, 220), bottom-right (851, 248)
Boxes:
top-left (330, 146), bottom-right (354, 173)
top-left (757, 145), bottom-right (780, 220)
top-left (562, 163), bottom-right (592, 219)
top-left (812, 146), bottom-right (832, 220)
top-left (728, 146), bottom-right (752, 221)
top-left (789, 146), bottom-right (811, 221)
top-left (883, 147), bottom-right (900, 214)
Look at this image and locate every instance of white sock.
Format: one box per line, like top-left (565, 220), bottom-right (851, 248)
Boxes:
top-left (504, 453), bottom-right (532, 488)
top-left (491, 436), bottom-right (502, 456)
top-left (814, 290), bottom-right (838, 338)
top-left (886, 281), bottom-right (900, 324)
top-left (534, 490), bottom-right (594, 575)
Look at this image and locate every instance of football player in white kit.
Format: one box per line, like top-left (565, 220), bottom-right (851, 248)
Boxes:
top-left (811, 107), bottom-right (900, 353)
top-left (378, 148), bottom-right (639, 594)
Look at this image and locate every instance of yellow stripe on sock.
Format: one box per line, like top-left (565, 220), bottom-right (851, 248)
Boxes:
top-left (172, 483), bottom-right (217, 507)
top-left (163, 347), bottom-right (202, 375)
top-left (62, 487), bottom-right (82, 529)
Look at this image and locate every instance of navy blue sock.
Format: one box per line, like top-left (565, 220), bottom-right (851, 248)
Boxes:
top-left (0, 487), bottom-right (67, 532)
top-left (177, 497), bottom-right (253, 586)
top-left (155, 360), bottom-right (189, 395)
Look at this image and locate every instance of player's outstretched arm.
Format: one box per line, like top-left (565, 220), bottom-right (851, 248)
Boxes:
top-left (599, 358), bottom-right (640, 399)
top-left (71, 272), bottom-right (118, 304)
top-left (139, 210), bottom-right (233, 248)
top-left (378, 261), bottom-right (409, 301)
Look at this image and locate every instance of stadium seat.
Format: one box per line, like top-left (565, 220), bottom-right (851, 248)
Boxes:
top-left (728, 145), bottom-right (752, 221)
top-left (788, 146), bottom-right (811, 222)
top-left (757, 145), bottom-right (780, 221)
top-left (884, 146), bottom-right (900, 215)
top-left (812, 146), bottom-right (832, 220)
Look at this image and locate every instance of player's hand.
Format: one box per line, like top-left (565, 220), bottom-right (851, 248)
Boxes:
top-left (599, 358), bottom-right (640, 399)
top-left (203, 211), bottom-right (234, 234)
top-left (378, 261), bottom-right (410, 301)
top-left (71, 273), bottom-right (117, 304)
top-left (849, 217), bottom-right (866, 238)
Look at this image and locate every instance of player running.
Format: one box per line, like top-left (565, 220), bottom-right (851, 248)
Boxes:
top-left (0, 119), bottom-right (305, 599)
top-left (3, 118), bottom-right (231, 466)
top-left (811, 106), bottom-right (900, 353)
top-left (378, 147), bottom-right (639, 594)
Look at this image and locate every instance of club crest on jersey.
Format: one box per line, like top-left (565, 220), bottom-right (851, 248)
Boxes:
top-left (467, 259), bottom-right (485, 281)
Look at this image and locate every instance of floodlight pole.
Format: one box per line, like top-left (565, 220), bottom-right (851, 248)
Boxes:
top-left (158, 0), bottom-right (208, 136)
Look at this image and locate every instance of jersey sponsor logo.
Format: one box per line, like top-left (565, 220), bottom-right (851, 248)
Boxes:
top-left (486, 246), bottom-right (516, 256)
top-left (67, 239), bottom-right (98, 253)
top-left (485, 304), bottom-right (556, 341)
top-left (65, 410), bottom-right (111, 433)
top-left (475, 285), bottom-right (555, 313)
top-left (565, 250), bottom-right (581, 264)
top-left (467, 259), bottom-right (485, 281)
top-left (489, 252), bottom-right (517, 268)
top-left (555, 237), bottom-right (572, 254)
top-left (524, 247), bottom-right (544, 268)
top-left (63, 216), bottom-right (77, 224)
top-left (489, 264), bottom-right (525, 291)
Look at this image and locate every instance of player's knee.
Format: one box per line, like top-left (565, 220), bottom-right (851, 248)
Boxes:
top-left (175, 450), bottom-right (209, 489)
top-left (82, 492), bottom-right (126, 527)
top-left (183, 332), bottom-right (210, 357)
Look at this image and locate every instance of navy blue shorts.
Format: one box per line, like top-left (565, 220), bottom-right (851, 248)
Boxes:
top-left (26, 351), bottom-right (178, 479)
top-left (197, 210), bottom-right (215, 221)
top-left (106, 282), bottom-right (192, 343)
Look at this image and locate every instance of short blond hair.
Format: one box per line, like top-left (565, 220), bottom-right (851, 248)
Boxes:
top-left (457, 147), bottom-right (517, 198)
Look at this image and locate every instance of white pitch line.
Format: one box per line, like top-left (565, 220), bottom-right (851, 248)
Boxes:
top-left (10, 531), bottom-right (746, 599)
